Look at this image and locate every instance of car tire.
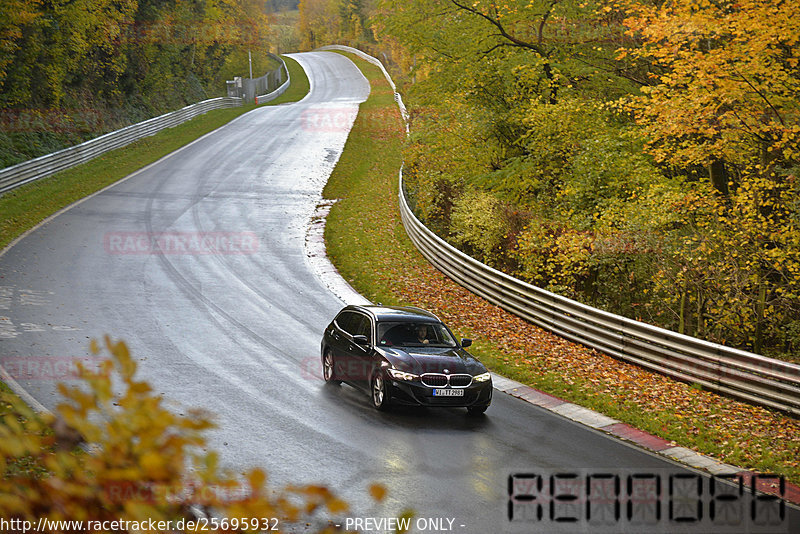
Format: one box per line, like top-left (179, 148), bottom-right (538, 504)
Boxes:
top-left (467, 404), bottom-right (489, 416)
top-left (371, 371), bottom-right (390, 411)
top-left (322, 350), bottom-right (341, 385)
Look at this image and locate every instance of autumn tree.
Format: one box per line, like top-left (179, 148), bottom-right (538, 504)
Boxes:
top-left (378, 0), bottom-right (664, 283)
top-left (0, 0), bottom-right (136, 107)
top-left (375, 0), bottom-right (800, 358)
top-left (621, 0), bottom-right (800, 194)
top-left (619, 0), bottom-right (800, 352)
top-left (298, 0), bottom-right (337, 49)
top-left (0, 0), bottom-right (276, 166)
top-left (297, 0), bottom-right (374, 49)
top-left (0, 0), bottom-right (40, 98)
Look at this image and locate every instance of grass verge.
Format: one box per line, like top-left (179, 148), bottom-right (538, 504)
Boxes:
top-left (0, 55), bottom-right (309, 252)
top-left (323, 54), bottom-right (800, 484)
top-left (265, 55), bottom-right (310, 106)
top-left (0, 53), bottom-right (311, 478)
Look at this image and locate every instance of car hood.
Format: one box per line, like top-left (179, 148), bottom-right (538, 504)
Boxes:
top-left (378, 346), bottom-right (487, 376)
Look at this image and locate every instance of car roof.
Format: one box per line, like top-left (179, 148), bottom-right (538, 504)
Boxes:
top-left (344, 305), bottom-right (441, 323)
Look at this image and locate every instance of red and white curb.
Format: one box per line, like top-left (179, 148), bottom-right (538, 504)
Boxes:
top-left (303, 192), bottom-right (800, 507)
top-left (490, 373), bottom-right (800, 506)
top-left (306, 47), bottom-right (800, 510)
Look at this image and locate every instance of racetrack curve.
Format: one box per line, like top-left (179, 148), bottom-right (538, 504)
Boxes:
top-left (1, 52), bottom-right (796, 533)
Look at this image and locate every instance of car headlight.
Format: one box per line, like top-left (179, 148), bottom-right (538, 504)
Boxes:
top-left (473, 372), bottom-right (492, 383)
top-left (387, 368), bottom-right (418, 381)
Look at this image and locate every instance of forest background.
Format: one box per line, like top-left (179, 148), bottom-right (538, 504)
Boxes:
top-left (0, 0), bottom-right (300, 168)
top-left (298, 0), bottom-right (800, 362)
top-left (3, 0), bottom-right (798, 362)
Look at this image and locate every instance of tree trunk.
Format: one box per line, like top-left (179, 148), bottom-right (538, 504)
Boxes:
top-left (679, 277), bottom-right (692, 335)
top-left (695, 293), bottom-right (706, 338)
top-left (754, 276), bottom-right (765, 354)
top-left (543, 62), bottom-right (557, 105)
top-left (708, 159), bottom-right (729, 196)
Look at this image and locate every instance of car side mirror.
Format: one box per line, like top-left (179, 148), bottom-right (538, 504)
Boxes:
top-left (352, 334), bottom-right (370, 346)
top-left (460, 338), bottom-right (472, 348)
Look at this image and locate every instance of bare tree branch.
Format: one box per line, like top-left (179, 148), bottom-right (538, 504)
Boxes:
top-left (538, 0), bottom-right (558, 46)
top-left (448, 0), bottom-right (549, 57)
top-left (570, 54), bottom-right (654, 87)
top-left (732, 66), bottom-right (786, 127)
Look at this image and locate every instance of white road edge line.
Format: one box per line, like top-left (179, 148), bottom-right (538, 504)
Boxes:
top-left (0, 87), bottom-right (267, 415)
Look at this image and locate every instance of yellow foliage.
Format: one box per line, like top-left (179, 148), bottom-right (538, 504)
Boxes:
top-left (514, 223), bottom-right (594, 296)
top-left (0, 337), bottom-right (389, 532)
top-left (368, 483), bottom-right (387, 502)
top-left (621, 0), bottom-right (800, 168)
top-left (449, 189), bottom-right (510, 264)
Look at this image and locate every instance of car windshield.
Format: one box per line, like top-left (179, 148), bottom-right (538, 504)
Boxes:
top-left (377, 321), bottom-right (458, 348)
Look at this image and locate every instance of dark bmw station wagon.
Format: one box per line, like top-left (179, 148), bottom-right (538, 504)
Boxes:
top-left (320, 305), bottom-right (492, 414)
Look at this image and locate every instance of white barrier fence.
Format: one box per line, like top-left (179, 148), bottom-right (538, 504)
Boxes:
top-left (0, 97), bottom-right (243, 194)
top-left (316, 45), bottom-right (409, 128)
top-left (324, 44), bottom-right (800, 416)
top-left (398, 170), bottom-right (800, 416)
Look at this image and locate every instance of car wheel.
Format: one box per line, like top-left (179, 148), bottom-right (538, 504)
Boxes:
top-left (322, 350), bottom-right (341, 385)
top-left (371, 371), bottom-right (389, 411)
top-left (467, 404), bottom-right (489, 416)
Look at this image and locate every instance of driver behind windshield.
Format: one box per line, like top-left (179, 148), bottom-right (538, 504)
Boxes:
top-left (378, 321), bottom-right (457, 347)
top-left (416, 324), bottom-right (430, 344)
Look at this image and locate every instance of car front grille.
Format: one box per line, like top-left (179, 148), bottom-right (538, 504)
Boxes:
top-left (420, 373), bottom-right (473, 388)
top-left (449, 375), bottom-right (473, 387)
top-left (420, 374), bottom-right (448, 387)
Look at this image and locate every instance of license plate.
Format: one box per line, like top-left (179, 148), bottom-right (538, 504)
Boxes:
top-left (433, 388), bottom-right (464, 397)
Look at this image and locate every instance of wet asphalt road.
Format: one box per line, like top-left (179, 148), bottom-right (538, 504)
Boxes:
top-left (1, 52), bottom-right (797, 533)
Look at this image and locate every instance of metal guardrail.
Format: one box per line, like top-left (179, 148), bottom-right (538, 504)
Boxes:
top-left (398, 168), bottom-right (800, 415)
top-left (316, 45), bottom-right (409, 127)
top-left (0, 97), bottom-right (243, 195)
top-left (227, 53), bottom-right (288, 104)
top-left (253, 53), bottom-right (290, 104)
top-left (321, 44), bottom-right (800, 416)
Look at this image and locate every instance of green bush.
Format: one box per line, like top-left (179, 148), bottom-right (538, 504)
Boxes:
top-left (448, 189), bottom-right (509, 264)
